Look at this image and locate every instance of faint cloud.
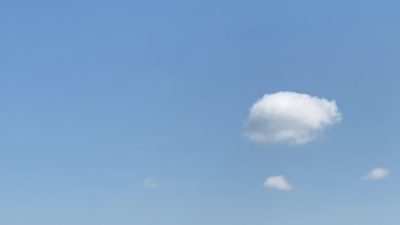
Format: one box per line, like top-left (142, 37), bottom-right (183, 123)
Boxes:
top-left (362, 167), bottom-right (389, 181)
top-left (143, 177), bottom-right (160, 189)
top-left (264, 175), bottom-right (293, 191)
top-left (244, 91), bottom-right (341, 145)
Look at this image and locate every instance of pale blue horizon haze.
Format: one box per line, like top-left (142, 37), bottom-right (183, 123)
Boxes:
top-left (1, 0), bottom-right (400, 224)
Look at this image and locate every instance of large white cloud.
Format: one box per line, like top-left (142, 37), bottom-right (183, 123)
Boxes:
top-left (362, 167), bottom-right (389, 181)
top-left (264, 175), bottom-right (293, 191)
top-left (244, 91), bottom-right (341, 145)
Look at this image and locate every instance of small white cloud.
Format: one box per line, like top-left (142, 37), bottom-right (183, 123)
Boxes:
top-left (264, 175), bottom-right (293, 191)
top-left (244, 91), bottom-right (341, 145)
top-left (143, 177), bottom-right (160, 189)
top-left (362, 167), bottom-right (389, 181)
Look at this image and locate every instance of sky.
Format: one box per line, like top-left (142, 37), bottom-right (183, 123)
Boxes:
top-left (1, 0), bottom-right (400, 224)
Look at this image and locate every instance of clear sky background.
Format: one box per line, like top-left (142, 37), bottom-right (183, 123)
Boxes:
top-left (1, 0), bottom-right (400, 224)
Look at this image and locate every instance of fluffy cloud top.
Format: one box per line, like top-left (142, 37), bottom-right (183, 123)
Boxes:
top-left (363, 167), bottom-right (389, 181)
top-left (244, 91), bottom-right (341, 145)
top-left (143, 177), bottom-right (160, 189)
top-left (264, 175), bottom-right (293, 191)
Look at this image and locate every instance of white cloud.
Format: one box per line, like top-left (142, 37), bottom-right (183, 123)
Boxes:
top-left (244, 91), bottom-right (341, 145)
top-left (362, 167), bottom-right (389, 181)
top-left (143, 177), bottom-right (160, 189)
top-left (264, 175), bottom-right (293, 191)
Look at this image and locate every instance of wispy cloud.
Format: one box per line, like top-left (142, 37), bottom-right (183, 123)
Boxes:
top-left (143, 177), bottom-right (160, 189)
top-left (244, 91), bottom-right (341, 145)
top-left (362, 167), bottom-right (389, 181)
top-left (264, 175), bottom-right (293, 191)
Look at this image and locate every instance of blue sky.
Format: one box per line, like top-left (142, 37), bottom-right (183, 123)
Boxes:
top-left (1, 0), bottom-right (400, 224)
